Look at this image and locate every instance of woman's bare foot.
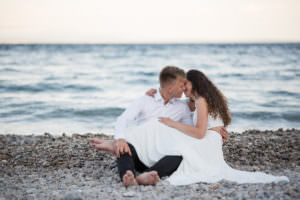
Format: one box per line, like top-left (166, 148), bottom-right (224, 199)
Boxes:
top-left (89, 138), bottom-right (116, 153)
top-left (122, 170), bottom-right (138, 187)
top-left (136, 171), bottom-right (160, 185)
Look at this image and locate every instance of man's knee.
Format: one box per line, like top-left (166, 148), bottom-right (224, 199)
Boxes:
top-left (166, 155), bottom-right (183, 164)
top-left (155, 155), bottom-right (183, 177)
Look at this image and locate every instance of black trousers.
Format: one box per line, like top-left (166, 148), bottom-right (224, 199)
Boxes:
top-left (117, 143), bottom-right (182, 180)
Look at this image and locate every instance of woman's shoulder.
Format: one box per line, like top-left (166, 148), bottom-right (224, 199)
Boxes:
top-left (195, 97), bottom-right (208, 109)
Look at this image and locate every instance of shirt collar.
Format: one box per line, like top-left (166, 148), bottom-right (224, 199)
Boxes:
top-left (155, 89), bottom-right (178, 104)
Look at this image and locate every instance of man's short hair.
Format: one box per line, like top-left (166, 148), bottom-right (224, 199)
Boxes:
top-left (159, 66), bottom-right (186, 88)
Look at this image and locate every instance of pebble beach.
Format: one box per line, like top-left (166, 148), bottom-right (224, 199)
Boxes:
top-left (1, 129), bottom-right (299, 200)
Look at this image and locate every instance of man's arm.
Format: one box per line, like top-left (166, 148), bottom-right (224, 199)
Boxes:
top-left (209, 126), bottom-right (228, 143)
top-left (114, 96), bottom-right (145, 157)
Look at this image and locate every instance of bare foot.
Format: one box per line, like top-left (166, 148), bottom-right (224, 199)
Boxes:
top-left (136, 171), bottom-right (160, 185)
top-left (89, 138), bottom-right (116, 153)
top-left (122, 170), bottom-right (138, 187)
top-left (89, 138), bottom-right (107, 144)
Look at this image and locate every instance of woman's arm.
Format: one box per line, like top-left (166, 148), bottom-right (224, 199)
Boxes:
top-left (159, 98), bottom-right (208, 139)
top-left (145, 88), bottom-right (157, 97)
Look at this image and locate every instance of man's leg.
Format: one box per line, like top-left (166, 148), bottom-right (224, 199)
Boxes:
top-left (118, 143), bottom-right (160, 185)
top-left (117, 143), bottom-right (138, 186)
top-left (147, 155), bottom-right (183, 178)
top-left (128, 143), bottom-right (149, 173)
top-left (117, 142), bottom-right (152, 186)
top-left (117, 143), bottom-right (140, 179)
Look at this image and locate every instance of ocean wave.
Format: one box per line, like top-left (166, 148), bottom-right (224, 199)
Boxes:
top-left (0, 109), bottom-right (34, 118)
top-left (0, 101), bottom-right (47, 120)
top-left (126, 79), bottom-right (154, 85)
top-left (217, 73), bottom-right (244, 78)
top-left (268, 90), bottom-right (300, 98)
top-left (232, 111), bottom-right (300, 122)
top-left (135, 71), bottom-right (157, 77)
top-left (4, 101), bottom-right (44, 108)
top-left (0, 67), bottom-right (19, 72)
top-left (35, 107), bottom-right (124, 119)
top-left (0, 83), bottom-right (101, 93)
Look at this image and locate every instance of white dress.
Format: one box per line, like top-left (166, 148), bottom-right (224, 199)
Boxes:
top-left (125, 108), bottom-right (289, 185)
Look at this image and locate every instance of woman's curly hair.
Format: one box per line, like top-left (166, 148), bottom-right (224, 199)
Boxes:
top-left (187, 70), bottom-right (231, 126)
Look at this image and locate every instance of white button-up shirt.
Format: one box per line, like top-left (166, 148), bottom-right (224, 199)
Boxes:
top-left (114, 92), bottom-right (193, 139)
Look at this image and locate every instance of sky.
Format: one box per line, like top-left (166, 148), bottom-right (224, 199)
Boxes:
top-left (0, 0), bottom-right (300, 43)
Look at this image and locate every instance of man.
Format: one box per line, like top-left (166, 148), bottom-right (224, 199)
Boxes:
top-left (90, 66), bottom-right (228, 187)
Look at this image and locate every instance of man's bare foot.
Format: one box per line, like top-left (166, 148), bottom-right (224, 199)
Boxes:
top-left (136, 171), bottom-right (160, 185)
top-left (89, 138), bottom-right (116, 153)
top-left (90, 138), bottom-right (106, 144)
top-left (122, 170), bottom-right (138, 187)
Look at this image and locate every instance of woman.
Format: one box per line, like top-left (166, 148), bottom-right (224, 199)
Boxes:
top-left (91, 70), bottom-right (289, 185)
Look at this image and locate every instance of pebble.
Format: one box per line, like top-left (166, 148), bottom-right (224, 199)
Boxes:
top-left (0, 129), bottom-right (299, 199)
top-left (122, 191), bottom-right (136, 197)
top-left (62, 192), bottom-right (83, 200)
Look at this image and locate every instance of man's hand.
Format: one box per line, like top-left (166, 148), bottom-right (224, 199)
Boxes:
top-left (115, 138), bottom-right (132, 158)
top-left (209, 126), bottom-right (228, 143)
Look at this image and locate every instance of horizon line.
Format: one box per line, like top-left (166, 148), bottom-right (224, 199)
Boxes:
top-left (1, 41), bottom-right (300, 45)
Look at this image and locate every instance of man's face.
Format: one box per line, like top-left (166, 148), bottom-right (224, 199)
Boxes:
top-left (169, 77), bottom-right (186, 98)
top-left (183, 80), bottom-right (193, 98)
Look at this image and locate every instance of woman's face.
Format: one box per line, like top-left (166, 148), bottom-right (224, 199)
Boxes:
top-left (184, 80), bottom-right (193, 97)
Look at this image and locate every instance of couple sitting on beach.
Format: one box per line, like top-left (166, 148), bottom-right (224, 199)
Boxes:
top-left (90, 66), bottom-right (288, 187)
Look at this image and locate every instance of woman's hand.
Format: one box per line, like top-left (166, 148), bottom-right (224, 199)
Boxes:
top-left (159, 117), bottom-right (176, 128)
top-left (145, 88), bottom-right (157, 97)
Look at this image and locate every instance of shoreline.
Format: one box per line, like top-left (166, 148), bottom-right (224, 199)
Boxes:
top-left (1, 127), bottom-right (299, 137)
top-left (1, 129), bottom-right (299, 199)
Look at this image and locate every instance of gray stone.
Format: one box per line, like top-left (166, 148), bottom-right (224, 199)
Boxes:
top-left (123, 191), bottom-right (136, 197)
top-left (62, 192), bottom-right (83, 200)
top-left (0, 131), bottom-right (299, 200)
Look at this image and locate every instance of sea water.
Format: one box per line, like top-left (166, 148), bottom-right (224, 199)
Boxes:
top-left (0, 44), bottom-right (299, 135)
